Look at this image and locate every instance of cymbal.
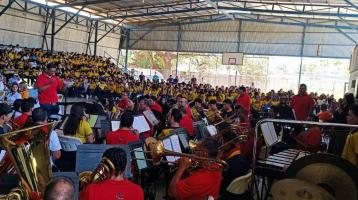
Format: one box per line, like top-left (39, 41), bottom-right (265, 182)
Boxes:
top-left (286, 154), bottom-right (358, 200)
top-left (271, 179), bottom-right (335, 200)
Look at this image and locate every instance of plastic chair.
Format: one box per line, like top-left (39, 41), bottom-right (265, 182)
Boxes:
top-left (58, 135), bottom-right (83, 152)
top-left (226, 170), bottom-right (252, 195)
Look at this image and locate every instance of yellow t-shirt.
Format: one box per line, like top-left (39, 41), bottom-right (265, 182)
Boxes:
top-left (342, 131), bottom-right (358, 167)
top-left (74, 120), bottom-right (93, 143)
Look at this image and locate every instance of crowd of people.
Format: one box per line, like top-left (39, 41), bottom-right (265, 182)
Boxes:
top-left (0, 45), bottom-right (357, 200)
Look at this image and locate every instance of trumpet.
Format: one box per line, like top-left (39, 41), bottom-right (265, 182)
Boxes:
top-left (133, 137), bottom-right (228, 171)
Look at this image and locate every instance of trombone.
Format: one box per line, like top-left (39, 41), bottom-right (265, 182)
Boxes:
top-left (132, 137), bottom-right (228, 172)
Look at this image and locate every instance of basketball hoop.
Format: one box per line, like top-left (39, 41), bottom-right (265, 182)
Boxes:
top-left (228, 58), bottom-right (236, 65)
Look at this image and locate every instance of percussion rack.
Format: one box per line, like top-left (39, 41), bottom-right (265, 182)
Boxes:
top-left (252, 119), bottom-right (358, 200)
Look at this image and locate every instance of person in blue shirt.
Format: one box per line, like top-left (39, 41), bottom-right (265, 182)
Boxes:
top-left (152, 72), bottom-right (159, 83)
top-left (6, 83), bottom-right (22, 105)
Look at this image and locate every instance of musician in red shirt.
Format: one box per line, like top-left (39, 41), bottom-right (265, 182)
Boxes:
top-left (179, 107), bottom-right (194, 138)
top-left (35, 63), bottom-right (63, 115)
top-left (117, 93), bottom-right (132, 112)
top-left (106, 112), bottom-right (139, 145)
top-left (80, 147), bottom-right (144, 200)
top-left (168, 137), bottom-right (222, 200)
top-left (12, 98), bottom-right (35, 129)
top-left (236, 86), bottom-right (250, 115)
top-left (178, 97), bottom-right (192, 118)
top-left (291, 84), bottom-right (315, 120)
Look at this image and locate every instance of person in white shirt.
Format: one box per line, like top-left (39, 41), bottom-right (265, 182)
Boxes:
top-left (8, 74), bottom-right (21, 85)
top-left (6, 83), bottom-right (22, 105)
top-left (0, 75), bottom-right (4, 91)
top-left (31, 107), bottom-right (61, 171)
top-left (13, 44), bottom-right (22, 54)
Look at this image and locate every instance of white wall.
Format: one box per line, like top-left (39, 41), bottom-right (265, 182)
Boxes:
top-left (0, 0), bottom-right (121, 59)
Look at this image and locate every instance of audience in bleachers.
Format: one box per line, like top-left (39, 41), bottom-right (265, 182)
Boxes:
top-left (0, 44), bottom-right (357, 199)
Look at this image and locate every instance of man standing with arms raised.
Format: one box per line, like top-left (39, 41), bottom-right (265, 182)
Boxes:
top-left (35, 63), bottom-right (63, 116)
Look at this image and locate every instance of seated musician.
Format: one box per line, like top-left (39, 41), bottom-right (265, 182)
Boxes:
top-left (179, 107), bottom-right (194, 138)
top-left (80, 147), bottom-right (144, 200)
top-left (206, 100), bottom-right (223, 125)
top-left (0, 103), bottom-right (12, 135)
top-left (31, 108), bottom-right (61, 168)
top-left (106, 112), bottom-right (139, 145)
top-left (221, 99), bottom-right (235, 119)
top-left (12, 98), bottom-right (35, 129)
top-left (178, 97), bottom-right (192, 118)
top-left (159, 108), bottom-right (182, 137)
top-left (63, 104), bottom-right (94, 144)
top-left (168, 137), bottom-right (222, 200)
top-left (342, 105), bottom-right (358, 167)
top-left (191, 98), bottom-right (206, 121)
top-left (117, 92), bottom-right (133, 112)
top-left (219, 130), bottom-right (249, 196)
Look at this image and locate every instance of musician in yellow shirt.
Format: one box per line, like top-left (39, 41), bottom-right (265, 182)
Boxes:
top-left (159, 108), bottom-right (182, 138)
top-left (342, 105), bottom-right (358, 167)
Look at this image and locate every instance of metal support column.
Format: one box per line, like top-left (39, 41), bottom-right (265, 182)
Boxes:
top-left (175, 25), bottom-right (182, 76)
top-left (298, 26), bottom-right (306, 87)
top-left (124, 29), bottom-right (130, 72)
top-left (0, 0), bottom-right (15, 16)
top-left (93, 20), bottom-right (99, 57)
top-left (50, 9), bottom-right (56, 54)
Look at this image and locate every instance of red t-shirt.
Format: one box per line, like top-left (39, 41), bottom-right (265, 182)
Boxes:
top-left (35, 74), bottom-right (63, 104)
top-left (176, 166), bottom-right (222, 200)
top-left (236, 93), bottom-right (251, 114)
top-left (80, 179), bottom-right (144, 200)
top-left (117, 99), bottom-right (130, 110)
top-left (179, 115), bottom-right (194, 137)
top-left (296, 127), bottom-right (322, 152)
top-left (106, 129), bottom-right (139, 145)
top-left (12, 113), bottom-right (29, 129)
top-left (150, 103), bottom-right (162, 113)
top-left (185, 106), bottom-right (192, 118)
top-left (291, 94), bottom-right (315, 120)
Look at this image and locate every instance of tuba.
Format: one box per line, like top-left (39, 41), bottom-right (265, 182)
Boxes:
top-left (79, 157), bottom-right (115, 191)
top-left (0, 122), bottom-right (57, 200)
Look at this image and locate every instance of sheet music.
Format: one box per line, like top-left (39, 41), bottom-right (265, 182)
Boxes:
top-left (178, 134), bottom-right (189, 149)
top-left (88, 115), bottom-right (98, 127)
top-left (163, 138), bottom-right (176, 163)
top-left (170, 135), bottom-right (182, 161)
top-left (133, 147), bottom-right (148, 170)
top-left (260, 122), bottom-right (278, 146)
top-left (0, 150), bottom-right (6, 162)
top-left (206, 125), bottom-right (217, 136)
top-left (133, 115), bottom-right (150, 133)
top-left (143, 110), bottom-right (159, 126)
top-left (111, 121), bottom-right (121, 131)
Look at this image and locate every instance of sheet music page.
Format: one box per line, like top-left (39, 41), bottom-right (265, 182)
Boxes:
top-left (88, 115), bottom-right (98, 127)
top-left (267, 122), bottom-right (278, 144)
top-left (206, 125), bottom-right (217, 136)
top-left (143, 110), bottom-right (159, 126)
top-left (260, 123), bottom-right (276, 146)
top-left (0, 150), bottom-right (6, 162)
top-left (178, 134), bottom-right (189, 149)
top-left (133, 147), bottom-right (148, 170)
top-left (133, 115), bottom-right (150, 133)
top-left (170, 135), bottom-right (182, 161)
top-left (163, 138), bottom-right (176, 163)
top-left (111, 121), bottom-right (121, 131)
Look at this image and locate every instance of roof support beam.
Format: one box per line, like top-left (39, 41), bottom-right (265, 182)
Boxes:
top-left (53, 6), bottom-right (85, 35)
top-left (343, 0), bottom-right (358, 11)
top-left (336, 28), bottom-right (357, 44)
top-left (0, 0), bottom-right (15, 16)
top-left (105, 5), bottom-right (358, 20)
